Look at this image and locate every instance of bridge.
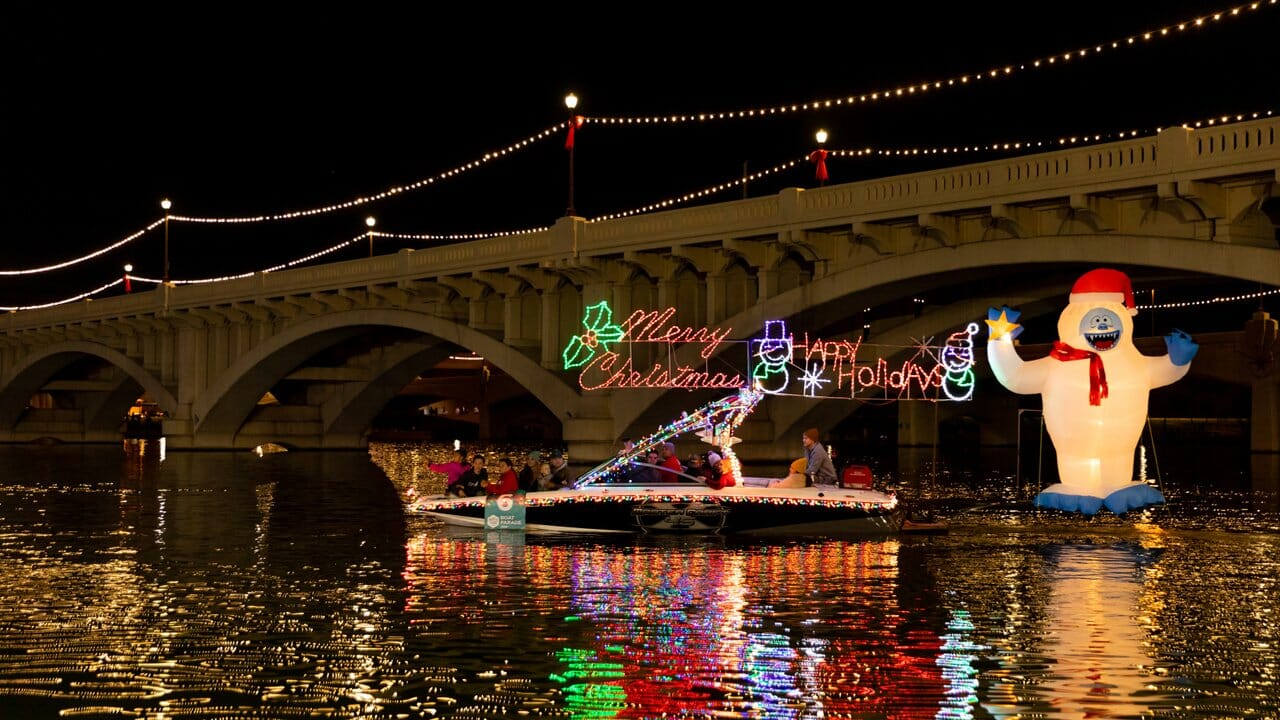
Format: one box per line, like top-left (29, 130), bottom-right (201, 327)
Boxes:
top-left (2, 120), bottom-right (1278, 462)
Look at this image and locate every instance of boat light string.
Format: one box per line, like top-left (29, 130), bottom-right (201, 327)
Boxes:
top-left (583, 1), bottom-right (1276, 126)
top-left (0, 0), bottom-right (1264, 275)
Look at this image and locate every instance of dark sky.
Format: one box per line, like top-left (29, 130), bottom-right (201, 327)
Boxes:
top-left (2, 1), bottom-right (1277, 307)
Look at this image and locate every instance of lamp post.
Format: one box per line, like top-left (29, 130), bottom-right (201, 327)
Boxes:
top-left (160, 199), bottom-right (172, 283)
top-left (365, 216), bottom-right (377, 257)
top-left (565, 92), bottom-right (579, 216)
top-left (123, 264), bottom-right (133, 294)
top-left (812, 129), bottom-right (829, 187)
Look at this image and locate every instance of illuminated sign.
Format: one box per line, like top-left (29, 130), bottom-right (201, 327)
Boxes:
top-left (563, 302), bottom-right (978, 401)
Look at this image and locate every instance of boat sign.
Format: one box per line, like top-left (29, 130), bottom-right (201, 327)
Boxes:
top-left (484, 493), bottom-right (526, 531)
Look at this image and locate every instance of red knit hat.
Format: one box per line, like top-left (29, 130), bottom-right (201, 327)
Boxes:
top-left (1069, 268), bottom-right (1137, 316)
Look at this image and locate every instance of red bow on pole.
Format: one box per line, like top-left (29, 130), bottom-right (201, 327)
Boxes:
top-left (1050, 341), bottom-right (1109, 405)
top-left (808, 149), bottom-right (829, 183)
top-left (124, 273), bottom-right (132, 293)
top-left (565, 115), bottom-right (585, 150)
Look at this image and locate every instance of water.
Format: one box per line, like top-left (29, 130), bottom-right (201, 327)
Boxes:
top-left (0, 441), bottom-right (1276, 719)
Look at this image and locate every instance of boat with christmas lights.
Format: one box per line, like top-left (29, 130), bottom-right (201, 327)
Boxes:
top-left (408, 388), bottom-right (903, 537)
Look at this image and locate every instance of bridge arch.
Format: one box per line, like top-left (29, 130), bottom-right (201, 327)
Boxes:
top-left (0, 341), bottom-right (178, 438)
top-left (192, 308), bottom-right (581, 446)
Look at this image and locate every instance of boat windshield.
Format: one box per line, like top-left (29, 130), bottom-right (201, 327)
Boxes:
top-left (573, 387), bottom-right (763, 489)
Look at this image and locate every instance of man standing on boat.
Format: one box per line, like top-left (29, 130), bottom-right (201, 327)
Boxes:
top-left (802, 428), bottom-right (837, 486)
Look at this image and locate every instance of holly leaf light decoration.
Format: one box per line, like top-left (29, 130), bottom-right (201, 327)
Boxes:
top-left (562, 301), bottom-right (626, 369)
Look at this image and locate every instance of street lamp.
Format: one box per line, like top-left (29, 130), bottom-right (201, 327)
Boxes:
top-left (160, 199), bottom-right (172, 282)
top-left (564, 92), bottom-right (579, 216)
top-left (365, 216), bottom-right (377, 257)
top-left (123, 264), bottom-right (133, 293)
top-left (811, 129), bottom-right (830, 187)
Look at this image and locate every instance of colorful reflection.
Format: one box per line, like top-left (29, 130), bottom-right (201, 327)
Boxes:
top-left (544, 540), bottom-right (953, 718)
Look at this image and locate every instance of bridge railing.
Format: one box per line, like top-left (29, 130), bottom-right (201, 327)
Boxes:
top-left (4, 117), bottom-right (1277, 334)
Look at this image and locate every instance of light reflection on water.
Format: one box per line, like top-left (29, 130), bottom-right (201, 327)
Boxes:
top-left (0, 441), bottom-right (1274, 718)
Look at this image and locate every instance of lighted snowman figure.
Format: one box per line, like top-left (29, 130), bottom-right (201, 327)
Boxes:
top-left (986, 268), bottom-right (1198, 514)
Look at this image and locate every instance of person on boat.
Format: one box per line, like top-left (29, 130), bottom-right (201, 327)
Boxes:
top-left (769, 458), bottom-right (809, 488)
top-left (485, 457), bottom-right (520, 496)
top-left (657, 442), bottom-right (684, 482)
top-left (518, 450), bottom-right (541, 492)
top-left (634, 450), bottom-right (663, 483)
top-left (615, 437), bottom-right (642, 481)
top-left (456, 454), bottom-right (488, 497)
top-left (802, 428), bottom-right (837, 486)
top-left (698, 452), bottom-right (722, 485)
top-left (704, 452), bottom-right (737, 490)
top-left (687, 453), bottom-right (707, 479)
top-left (429, 448), bottom-right (469, 496)
top-left (543, 451), bottom-right (573, 490)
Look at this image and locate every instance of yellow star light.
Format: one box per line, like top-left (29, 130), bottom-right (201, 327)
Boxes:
top-left (985, 309), bottom-right (1021, 341)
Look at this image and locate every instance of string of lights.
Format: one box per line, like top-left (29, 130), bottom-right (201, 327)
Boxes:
top-left (0, 4), bottom-right (1264, 278)
top-left (0, 278), bottom-right (125, 312)
top-left (171, 122), bottom-right (567, 225)
top-left (0, 220), bottom-right (164, 276)
top-left (4, 101), bottom-right (1269, 284)
top-left (6, 101), bottom-right (1278, 311)
top-left (584, 1), bottom-right (1277, 126)
top-left (1136, 286), bottom-right (1280, 310)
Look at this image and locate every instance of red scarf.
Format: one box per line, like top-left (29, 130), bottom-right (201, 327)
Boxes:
top-left (1050, 341), bottom-right (1108, 405)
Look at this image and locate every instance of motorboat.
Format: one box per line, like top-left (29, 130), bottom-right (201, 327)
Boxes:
top-left (408, 388), bottom-right (902, 537)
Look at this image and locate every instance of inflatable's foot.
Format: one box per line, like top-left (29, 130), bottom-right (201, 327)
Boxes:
top-left (1034, 482), bottom-right (1165, 515)
top-left (1034, 487), bottom-right (1104, 515)
top-left (1102, 483), bottom-right (1165, 515)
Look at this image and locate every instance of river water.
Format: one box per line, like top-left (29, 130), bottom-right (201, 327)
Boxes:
top-left (0, 440), bottom-right (1276, 719)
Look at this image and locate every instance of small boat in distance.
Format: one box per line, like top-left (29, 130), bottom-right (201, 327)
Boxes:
top-left (409, 388), bottom-right (903, 537)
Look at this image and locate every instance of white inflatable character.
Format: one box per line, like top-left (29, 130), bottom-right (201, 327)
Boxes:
top-left (986, 268), bottom-right (1198, 514)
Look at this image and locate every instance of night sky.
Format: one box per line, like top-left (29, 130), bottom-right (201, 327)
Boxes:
top-left (2, 1), bottom-right (1277, 311)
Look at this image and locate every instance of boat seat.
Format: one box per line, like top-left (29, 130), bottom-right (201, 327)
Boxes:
top-left (840, 465), bottom-right (874, 490)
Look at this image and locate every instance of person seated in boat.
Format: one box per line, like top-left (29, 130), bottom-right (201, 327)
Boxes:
top-left (485, 457), bottom-right (520, 496)
top-left (698, 452), bottom-right (722, 485)
top-left (429, 448), bottom-right (469, 496)
top-left (542, 451), bottom-right (573, 490)
top-left (455, 454), bottom-right (488, 497)
top-left (657, 442), bottom-right (684, 482)
top-left (632, 450), bottom-right (663, 483)
top-left (516, 451), bottom-right (541, 492)
top-left (686, 453), bottom-right (707, 479)
top-left (536, 461), bottom-right (553, 489)
top-left (769, 458), bottom-right (809, 488)
top-left (802, 428), bottom-right (838, 486)
top-left (704, 452), bottom-right (738, 490)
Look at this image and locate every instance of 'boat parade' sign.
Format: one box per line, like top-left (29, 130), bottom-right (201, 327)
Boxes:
top-left (562, 301), bottom-right (979, 401)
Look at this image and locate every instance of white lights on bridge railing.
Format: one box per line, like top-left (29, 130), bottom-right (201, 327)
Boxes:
top-left (0, 0), bottom-right (1273, 293)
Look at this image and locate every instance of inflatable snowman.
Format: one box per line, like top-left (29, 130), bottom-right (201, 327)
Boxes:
top-left (986, 268), bottom-right (1198, 514)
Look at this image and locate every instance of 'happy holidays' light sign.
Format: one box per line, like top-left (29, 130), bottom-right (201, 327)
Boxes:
top-left (562, 301), bottom-right (977, 401)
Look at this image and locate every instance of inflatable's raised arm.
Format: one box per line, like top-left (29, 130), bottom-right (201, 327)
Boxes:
top-left (985, 268), bottom-right (1198, 515)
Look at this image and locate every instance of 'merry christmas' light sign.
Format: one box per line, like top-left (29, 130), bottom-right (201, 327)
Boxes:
top-left (562, 301), bottom-right (977, 400)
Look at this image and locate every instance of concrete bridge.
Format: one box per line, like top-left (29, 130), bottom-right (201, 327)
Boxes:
top-left (2, 120), bottom-right (1278, 462)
